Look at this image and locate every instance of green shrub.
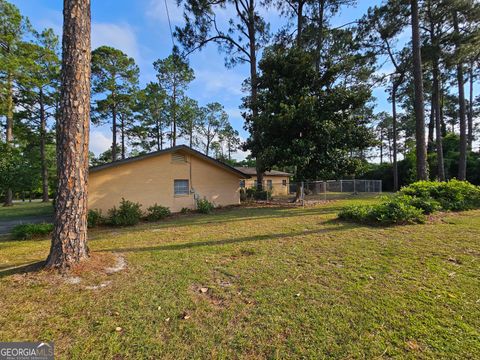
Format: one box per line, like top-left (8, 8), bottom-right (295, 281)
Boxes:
top-left (400, 180), bottom-right (480, 211)
top-left (146, 204), bottom-right (171, 221)
top-left (395, 195), bottom-right (441, 215)
top-left (253, 190), bottom-right (271, 200)
top-left (180, 207), bottom-right (190, 214)
top-left (197, 198), bottom-right (215, 214)
top-left (245, 188), bottom-right (256, 200)
top-left (338, 205), bottom-right (373, 222)
top-left (339, 197), bottom-right (426, 225)
top-left (368, 198), bottom-right (426, 224)
top-left (339, 180), bottom-right (480, 226)
top-left (108, 198), bottom-right (143, 226)
top-left (87, 209), bottom-right (104, 228)
top-left (240, 188), bottom-right (247, 202)
top-left (12, 223), bottom-right (54, 240)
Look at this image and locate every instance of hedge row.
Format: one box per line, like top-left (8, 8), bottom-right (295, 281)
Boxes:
top-left (339, 180), bottom-right (480, 225)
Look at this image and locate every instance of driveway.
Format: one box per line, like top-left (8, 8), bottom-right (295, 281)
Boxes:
top-left (0, 215), bottom-right (53, 236)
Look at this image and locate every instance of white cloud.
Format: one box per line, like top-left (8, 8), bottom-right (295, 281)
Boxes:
top-left (90, 130), bottom-right (111, 155)
top-left (37, 10), bottom-right (63, 37)
top-left (92, 22), bottom-right (140, 61)
top-left (147, 0), bottom-right (184, 24)
top-left (194, 68), bottom-right (245, 98)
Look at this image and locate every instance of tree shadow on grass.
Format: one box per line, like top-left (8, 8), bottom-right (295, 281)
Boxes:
top-left (100, 205), bottom-right (347, 238)
top-left (99, 224), bottom-right (350, 254)
top-left (0, 261), bottom-right (45, 279)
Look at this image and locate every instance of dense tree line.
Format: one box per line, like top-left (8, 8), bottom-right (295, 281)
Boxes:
top-left (0, 1), bottom-right (241, 205)
top-left (360, 0), bottom-right (480, 190)
top-left (2, 0), bottom-right (480, 206)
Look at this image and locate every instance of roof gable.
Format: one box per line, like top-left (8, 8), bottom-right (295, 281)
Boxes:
top-left (90, 145), bottom-right (249, 178)
top-left (234, 167), bottom-right (293, 177)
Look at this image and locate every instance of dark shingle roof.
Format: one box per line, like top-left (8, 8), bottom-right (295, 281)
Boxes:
top-left (234, 167), bottom-right (292, 177)
top-left (90, 145), bottom-right (250, 178)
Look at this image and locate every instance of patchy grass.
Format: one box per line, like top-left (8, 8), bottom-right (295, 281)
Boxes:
top-left (0, 201), bottom-right (53, 220)
top-left (0, 194), bottom-right (479, 359)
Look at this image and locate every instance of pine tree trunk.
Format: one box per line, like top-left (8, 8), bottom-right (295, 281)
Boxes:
top-left (454, 12), bottom-right (467, 180)
top-left (428, 99), bottom-right (435, 153)
top-left (46, 0), bottom-right (91, 271)
top-left (4, 72), bottom-right (14, 206)
top-left (40, 88), bottom-right (50, 202)
top-left (468, 64), bottom-right (474, 150)
top-left (246, 0), bottom-right (263, 191)
top-left (296, 1), bottom-right (304, 47)
top-left (440, 82), bottom-right (447, 137)
top-left (316, 0), bottom-right (326, 72)
top-left (411, 0), bottom-right (428, 180)
top-left (156, 119), bottom-right (161, 151)
top-left (392, 86), bottom-right (399, 191)
top-left (112, 104), bottom-right (117, 162)
top-left (172, 83), bottom-right (177, 147)
top-left (379, 128), bottom-right (383, 165)
top-left (429, 16), bottom-right (445, 181)
top-left (121, 113), bottom-right (125, 159)
top-left (432, 59), bottom-right (446, 181)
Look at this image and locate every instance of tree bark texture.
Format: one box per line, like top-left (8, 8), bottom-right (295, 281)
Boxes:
top-left (46, 0), bottom-right (91, 270)
top-left (468, 64), bottom-right (474, 150)
top-left (453, 12), bottom-right (467, 180)
top-left (392, 86), bottom-right (399, 191)
top-left (411, 0), bottom-right (428, 180)
top-left (40, 88), bottom-right (50, 202)
top-left (4, 72), bottom-right (14, 206)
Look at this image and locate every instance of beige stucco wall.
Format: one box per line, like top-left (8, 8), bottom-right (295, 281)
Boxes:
top-left (244, 175), bottom-right (290, 196)
top-left (89, 150), bottom-right (243, 213)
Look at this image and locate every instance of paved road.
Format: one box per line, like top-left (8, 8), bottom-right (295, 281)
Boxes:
top-left (0, 215), bottom-right (53, 235)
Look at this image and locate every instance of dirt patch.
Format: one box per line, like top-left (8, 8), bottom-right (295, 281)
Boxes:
top-left (191, 284), bottom-right (228, 308)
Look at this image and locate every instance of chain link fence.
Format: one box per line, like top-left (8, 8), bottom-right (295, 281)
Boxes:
top-left (241, 179), bottom-right (382, 203)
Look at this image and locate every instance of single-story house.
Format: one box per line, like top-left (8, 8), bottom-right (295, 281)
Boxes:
top-left (235, 167), bottom-right (293, 196)
top-left (89, 145), bottom-right (249, 213)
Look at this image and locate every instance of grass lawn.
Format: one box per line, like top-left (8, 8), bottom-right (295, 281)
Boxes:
top-left (0, 195), bottom-right (479, 359)
top-left (0, 201), bottom-right (53, 220)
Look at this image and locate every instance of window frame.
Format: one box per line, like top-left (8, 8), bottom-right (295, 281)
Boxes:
top-left (174, 179), bottom-right (190, 196)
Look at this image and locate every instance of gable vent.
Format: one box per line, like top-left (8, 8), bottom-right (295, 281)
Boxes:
top-left (172, 152), bottom-right (187, 163)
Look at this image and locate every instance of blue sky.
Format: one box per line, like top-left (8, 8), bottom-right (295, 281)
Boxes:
top-left (13, 0), bottom-right (391, 159)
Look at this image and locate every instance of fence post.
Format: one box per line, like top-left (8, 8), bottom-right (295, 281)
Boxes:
top-left (324, 181), bottom-right (327, 201)
top-left (353, 178), bottom-right (356, 194)
top-left (340, 179), bottom-right (343, 193)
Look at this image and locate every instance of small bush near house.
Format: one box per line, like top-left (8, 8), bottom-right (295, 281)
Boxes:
top-left (180, 207), bottom-right (190, 214)
top-left (240, 188), bottom-right (247, 202)
top-left (245, 188), bottom-right (256, 200)
top-left (339, 197), bottom-right (426, 225)
top-left (87, 209), bottom-right (104, 228)
top-left (108, 198), bottom-right (143, 226)
top-left (197, 199), bottom-right (215, 214)
top-left (146, 204), bottom-right (171, 221)
top-left (253, 190), bottom-right (272, 201)
top-left (11, 223), bottom-right (54, 240)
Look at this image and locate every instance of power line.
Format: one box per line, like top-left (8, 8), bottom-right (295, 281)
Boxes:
top-left (164, 0), bottom-right (175, 49)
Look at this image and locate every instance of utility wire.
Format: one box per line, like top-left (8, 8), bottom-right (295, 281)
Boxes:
top-left (164, 0), bottom-right (175, 49)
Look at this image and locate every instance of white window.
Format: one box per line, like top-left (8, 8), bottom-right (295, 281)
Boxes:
top-left (174, 179), bottom-right (189, 196)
